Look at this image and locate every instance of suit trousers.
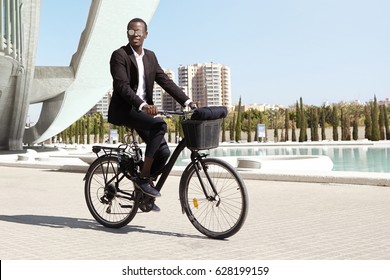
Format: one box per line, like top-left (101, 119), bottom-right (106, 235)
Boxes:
top-left (120, 108), bottom-right (170, 175)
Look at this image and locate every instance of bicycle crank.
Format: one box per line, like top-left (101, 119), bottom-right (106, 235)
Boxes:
top-left (138, 195), bottom-right (155, 212)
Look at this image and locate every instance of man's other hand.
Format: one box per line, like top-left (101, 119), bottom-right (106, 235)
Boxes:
top-left (143, 104), bottom-right (158, 115)
top-left (189, 102), bottom-right (198, 110)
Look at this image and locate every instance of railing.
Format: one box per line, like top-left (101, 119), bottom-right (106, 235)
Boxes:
top-left (0, 0), bottom-right (23, 62)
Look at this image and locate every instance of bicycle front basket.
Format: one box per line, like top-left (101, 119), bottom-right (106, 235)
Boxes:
top-left (181, 119), bottom-right (222, 150)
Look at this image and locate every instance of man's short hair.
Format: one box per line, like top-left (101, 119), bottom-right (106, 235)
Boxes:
top-left (128, 18), bottom-right (148, 31)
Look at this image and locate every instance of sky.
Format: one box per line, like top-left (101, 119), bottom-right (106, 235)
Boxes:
top-left (32, 0), bottom-right (390, 121)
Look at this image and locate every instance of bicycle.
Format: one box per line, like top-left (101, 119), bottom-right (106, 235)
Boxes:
top-left (84, 108), bottom-right (248, 239)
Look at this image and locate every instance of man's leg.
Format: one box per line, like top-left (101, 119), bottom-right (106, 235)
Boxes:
top-left (119, 109), bottom-right (166, 197)
top-left (136, 131), bottom-right (170, 177)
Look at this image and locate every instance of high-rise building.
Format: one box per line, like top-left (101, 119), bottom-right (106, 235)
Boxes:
top-left (153, 68), bottom-right (182, 111)
top-left (178, 63), bottom-right (231, 108)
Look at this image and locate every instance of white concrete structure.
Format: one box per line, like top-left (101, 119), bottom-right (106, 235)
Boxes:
top-left (236, 155), bottom-right (334, 172)
top-left (0, 0), bottom-right (160, 150)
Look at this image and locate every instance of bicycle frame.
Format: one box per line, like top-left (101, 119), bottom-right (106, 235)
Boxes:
top-left (154, 138), bottom-right (186, 191)
top-left (87, 110), bottom-right (220, 200)
top-left (153, 137), bottom-right (219, 202)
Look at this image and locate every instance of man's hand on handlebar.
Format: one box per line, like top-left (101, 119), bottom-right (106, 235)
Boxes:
top-left (188, 102), bottom-right (198, 110)
top-left (142, 104), bottom-right (158, 116)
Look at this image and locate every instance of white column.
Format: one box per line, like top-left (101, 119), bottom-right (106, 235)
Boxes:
top-left (0, 0), bottom-right (4, 52)
top-left (5, 0), bottom-right (11, 55)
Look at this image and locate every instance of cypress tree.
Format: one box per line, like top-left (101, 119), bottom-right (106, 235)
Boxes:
top-left (119, 126), bottom-right (126, 143)
top-left (379, 104), bottom-right (385, 140)
top-left (384, 106), bottom-right (390, 140)
top-left (331, 105), bottom-right (339, 141)
top-left (311, 107), bottom-right (319, 141)
top-left (174, 119), bottom-right (178, 142)
top-left (291, 117), bottom-right (297, 142)
top-left (247, 116), bottom-right (252, 142)
top-left (341, 108), bottom-right (345, 141)
top-left (235, 97), bottom-right (242, 142)
top-left (222, 118), bottom-right (226, 142)
top-left (296, 101), bottom-right (301, 129)
top-left (371, 96), bottom-right (380, 141)
top-left (93, 115), bottom-right (99, 144)
top-left (230, 113), bottom-right (236, 142)
top-left (274, 127), bottom-right (279, 142)
top-left (99, 113), bottom-right (105, 143)
top-left (168, 127), bottom-right (172, 143)
top-left (352, 113), bottom-right (359, 140)
top-left (284, 108), bottom-right (289, 141)
top-left (178, 117), bottom-right (184, 138)
top-left (86, 116), bottom-right (91, 144)
top-left (364, 105), bottom-right (372, 140)
top-left (75, 120), bottom-right (80, 144)
top-left (254, 125), bottom-right (258, 142)
top-left (298, 97), bottom-right (306, 142)
top-left (81, 117), bottom-right (86, 144)
top-left (343, 111), bottom-right (351, 141)
top-left (320, 106), bottom-right (326, 140)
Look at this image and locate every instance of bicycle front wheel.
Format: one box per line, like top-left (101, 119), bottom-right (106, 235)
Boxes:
top-left (84, 156), bottom-right (139, 228)
top-left (179, 158), bottom-right (248, 239)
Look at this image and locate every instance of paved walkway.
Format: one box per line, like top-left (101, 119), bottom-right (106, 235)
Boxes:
top-left (1, 166), bottom-right (390, 260)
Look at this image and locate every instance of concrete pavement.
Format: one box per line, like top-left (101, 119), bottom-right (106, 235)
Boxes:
top-left (1, 165), bottom-right (390, 260)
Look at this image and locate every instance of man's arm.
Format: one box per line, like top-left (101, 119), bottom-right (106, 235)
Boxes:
top-left (110, 48), bottom-right (145, 109)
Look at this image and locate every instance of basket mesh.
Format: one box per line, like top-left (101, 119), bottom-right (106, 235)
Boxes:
top-left (181, 119), bottom-right (221, 150)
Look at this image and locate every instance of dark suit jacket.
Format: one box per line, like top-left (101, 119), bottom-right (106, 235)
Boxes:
top-left (108, 44), bottom-right (189, 125)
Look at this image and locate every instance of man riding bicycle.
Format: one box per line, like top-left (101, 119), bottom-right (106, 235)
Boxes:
top-left (108, 18), bottom-right (195, 211)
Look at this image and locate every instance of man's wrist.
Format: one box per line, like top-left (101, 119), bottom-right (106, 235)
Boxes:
top-left (184, 99), bottom-right (192, 107)
top-left (139, 102), bottom-right (147, 111)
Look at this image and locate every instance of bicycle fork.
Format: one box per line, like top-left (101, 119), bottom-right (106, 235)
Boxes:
top-left (191, 153), bottom-right (221, 207)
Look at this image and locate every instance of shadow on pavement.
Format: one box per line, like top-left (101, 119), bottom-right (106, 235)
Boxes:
top-left (0, 214), bottom-right (210, 240)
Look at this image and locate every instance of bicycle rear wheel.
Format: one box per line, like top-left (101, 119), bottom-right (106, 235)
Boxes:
top-left (84, 156), bottom-right (139, 228)
top-left (179, 158), bottom-right (248, 239)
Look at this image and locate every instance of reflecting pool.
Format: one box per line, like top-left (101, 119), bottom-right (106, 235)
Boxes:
top-left (175, 144), bottom-right (390, 173)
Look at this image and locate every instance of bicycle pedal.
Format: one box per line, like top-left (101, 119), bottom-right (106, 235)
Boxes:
top-left (119, 204), bottom-right (133, 209)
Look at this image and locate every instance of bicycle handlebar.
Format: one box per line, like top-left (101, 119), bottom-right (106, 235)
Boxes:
top-left (157, 110), bottom-right (193, 119)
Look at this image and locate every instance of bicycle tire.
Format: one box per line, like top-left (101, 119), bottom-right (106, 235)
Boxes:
top-left (84, 156), bottom-right (139, 228)
top-left (179, 158), bottom-right (248, 239)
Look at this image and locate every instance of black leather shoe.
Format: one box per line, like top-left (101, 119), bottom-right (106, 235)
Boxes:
top-left (133, 177), bottom-right (161, 197)
top-left (151, 203), bottom-right (160, 212)
top-left (139, 197), bottom-right (161, 212)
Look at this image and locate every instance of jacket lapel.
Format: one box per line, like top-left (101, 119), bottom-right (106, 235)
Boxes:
top-left (143, 53), bottom-right (150, 95)
top-left (123, 44), bottom-right (138, 71)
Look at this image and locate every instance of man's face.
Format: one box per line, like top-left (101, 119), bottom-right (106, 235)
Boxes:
top-left (127, 21), bottom-right (147, 49)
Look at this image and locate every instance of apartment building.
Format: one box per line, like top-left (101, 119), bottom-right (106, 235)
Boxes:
top-left (178, 63), bottom-right (232, 108)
